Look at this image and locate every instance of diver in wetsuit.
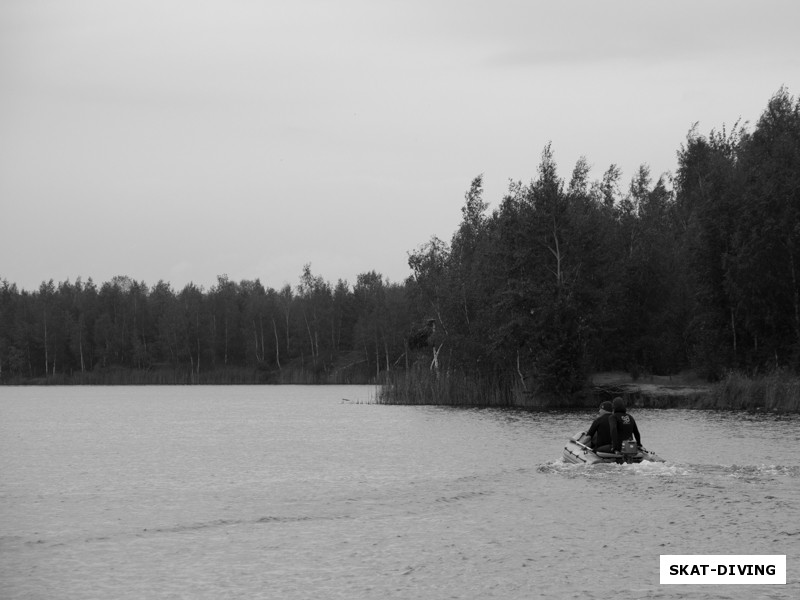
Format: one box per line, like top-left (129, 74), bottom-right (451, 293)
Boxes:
top-left (609, 396), bottom-right (642, 452)
top-left (583, 400), bottom-right (613, 449)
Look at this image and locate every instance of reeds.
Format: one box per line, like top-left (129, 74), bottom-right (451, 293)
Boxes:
top-left (378, 368), bottom-right (800, 412)
top-left (704, 371), bottom-right (800, 412)
top-left (376, 366), bottom-right (521, 407)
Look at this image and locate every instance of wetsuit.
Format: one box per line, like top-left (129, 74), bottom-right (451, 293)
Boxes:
top-left (585, 413), bottom-right (613, 449)
top-left (609, 409), bottom-right (641, 451)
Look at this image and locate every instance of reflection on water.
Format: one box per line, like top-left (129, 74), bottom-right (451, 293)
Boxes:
top-left (1, 386), bottom-right (798, 600)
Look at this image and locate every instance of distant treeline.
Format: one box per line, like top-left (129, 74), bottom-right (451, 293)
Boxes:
top-left (2, 89), bottom-right (799, 400)
top-left (0, 266), bottom-right (412, 384)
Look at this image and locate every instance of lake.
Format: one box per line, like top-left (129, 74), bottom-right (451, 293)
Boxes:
top-left (1, 385), bottom-right (798, 599)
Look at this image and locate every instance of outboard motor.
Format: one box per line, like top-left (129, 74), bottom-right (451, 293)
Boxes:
top-left (620, 439), bottom-right (639, 462)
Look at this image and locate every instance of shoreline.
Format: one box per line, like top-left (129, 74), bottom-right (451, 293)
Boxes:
top-left (589, 370), bottom-right (713, 409)
top-left (4, 368), bottom-right (798, 413)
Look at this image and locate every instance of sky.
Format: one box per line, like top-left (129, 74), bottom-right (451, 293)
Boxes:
top-left (2, 0), bottom-right (799, 293)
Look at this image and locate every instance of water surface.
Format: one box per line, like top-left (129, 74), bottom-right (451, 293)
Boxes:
top-left (1, 386), bottom-right (798, 599)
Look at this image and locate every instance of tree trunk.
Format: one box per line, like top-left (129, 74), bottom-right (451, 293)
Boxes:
top-left (516, 350), bottom-right (528, 392)
top-left (43, 309), bottom-right (48, 376)
top-left (547, 216), bottom-right (564, 291)
top-left (431, 344), bottom-right (442, 372)
top-left (253, 320), bottom-right (260, 362)
top-left (462, 284), bottom-right (470, 330)
top-left (284, 309), bottom-right (290, 355)
top-left (260, 315), bottom-right (265, 363)
top-left (790, 246), bottom-right (800, 345)
top-left (272, 317), bottom-right (281, 370)
top-left (375, 335), bottom-right (380, 380)
top-left (304, 312), bottom-right (315, 359)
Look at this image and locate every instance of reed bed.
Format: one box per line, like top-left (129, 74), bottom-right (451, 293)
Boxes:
top-left (376, 367), bottom-right (520, 407)
top-left (378, 368), bottom-right (800, 413)
top-left (704, 371), bottom-right (800, 412)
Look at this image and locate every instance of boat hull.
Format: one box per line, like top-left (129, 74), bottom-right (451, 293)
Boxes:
top-left (562, 433), bottom-right (665, 465)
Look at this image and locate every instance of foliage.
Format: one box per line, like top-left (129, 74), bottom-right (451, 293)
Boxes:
top-left (396, 88), bottom-right (800, 401)
top-left (2, 89), bottom-right (799, 402)
top-left (0, 268), bottom-right (406, 384)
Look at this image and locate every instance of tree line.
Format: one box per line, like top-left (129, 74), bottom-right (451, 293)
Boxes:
top-left (0, 267), bottom-right (411, 384)
top-left (401, 88), bottom-right (800, 399)
top-left (2, 89), bottom-right (799, 395)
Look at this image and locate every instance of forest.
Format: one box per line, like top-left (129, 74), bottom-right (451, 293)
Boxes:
top-left (1, 89), bottom-right (799, 405)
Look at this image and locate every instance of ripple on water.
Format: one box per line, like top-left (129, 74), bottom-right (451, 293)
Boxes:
top-left (544, 456), bottom-right (800, 483)
top-left (538, 459), bottom-right (690, 480)
top-left (2, 387), bottom-right (799, 600)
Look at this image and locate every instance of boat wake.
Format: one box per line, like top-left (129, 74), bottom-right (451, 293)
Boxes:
top-left (540, 458), bottom-right (800, 483)
top-left (691, 463), bottom-right (800, 480)
top-left (539, 459), bottom-right (689, 479)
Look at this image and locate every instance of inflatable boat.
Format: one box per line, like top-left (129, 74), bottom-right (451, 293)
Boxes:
top-left (562, 431), bottom-right (665, 465)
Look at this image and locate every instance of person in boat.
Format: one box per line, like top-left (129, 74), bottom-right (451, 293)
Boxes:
top-left (581, 400), bottom-right (613, 449)
top-left (609, 396), bottom-right (642, 452)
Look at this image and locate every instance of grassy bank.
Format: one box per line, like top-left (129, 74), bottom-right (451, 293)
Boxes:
top-left (701, 371), bottom-right (800, 412)
top-left (603, 370), bottom-right (800, 412)
top-left (377, 369), bottom-right (800, 413)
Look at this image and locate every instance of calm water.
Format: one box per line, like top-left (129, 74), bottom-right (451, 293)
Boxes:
top-left (1, 386), bottom-right (798, 599)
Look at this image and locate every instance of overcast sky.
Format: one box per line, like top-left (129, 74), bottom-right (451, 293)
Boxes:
top-left (2, 0), bottom-right (799, 293)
